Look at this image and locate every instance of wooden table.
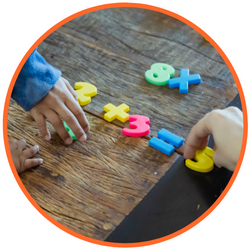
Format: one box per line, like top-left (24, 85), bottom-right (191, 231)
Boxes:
top-left (7, 7), bottom-right (238, 241)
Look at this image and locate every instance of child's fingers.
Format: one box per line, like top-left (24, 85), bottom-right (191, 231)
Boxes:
top-left (213, 150), bottom-right (235, 171)
top-left (9, 138), bottom-right (17, 144)
top-left (31, 112), bottom-right (51, 140)
top-left (184, 116), bottom-right (212, 159)
top-left (212, 150), bottom-right (223, 168)
top-left (24, 158), bottom-right (43, 170)
top-left (64, 78), bottom-right (78, 101)
top-left (56, 104), bottom-right (87, 143)
top-left (44, 110), bottom-right (72, 145)
top-left (23, 145), bottom-right (39, 159)
top-left (184, 135), bottom-right (209, 159)
top-left (200, 135), bottom-right (210, 149)
top-left (17, 139), bottom-right (27, 150)
top-left (65, 97), bottom-right (90, 133)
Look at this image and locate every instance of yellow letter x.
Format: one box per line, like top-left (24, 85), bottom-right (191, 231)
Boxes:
top-left (104, 103), bottom-right (129, 122)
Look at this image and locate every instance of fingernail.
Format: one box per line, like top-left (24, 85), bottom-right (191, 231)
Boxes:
top-left (45, 134), bottom-right (50, 140)
top-left (65, 137), bottom-right (72, 145)
top-left (35, 145), bottom-right (39, 151)
top-left (79, 134), bottom-right (87, 142)
top-left (84, 126), bottom-right (90, 132)
top-left (38, 159), bottom-right (43, 164)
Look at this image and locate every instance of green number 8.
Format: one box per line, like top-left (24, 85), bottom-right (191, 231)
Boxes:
top-left (145, 63), bottom-right (175, 85)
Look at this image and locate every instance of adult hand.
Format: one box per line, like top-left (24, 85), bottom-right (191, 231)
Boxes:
top-left (30, 77), bottom-right (89, 144)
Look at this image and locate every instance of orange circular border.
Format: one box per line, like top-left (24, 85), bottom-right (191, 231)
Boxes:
top-left (3, 2), bottom-right (248, 248)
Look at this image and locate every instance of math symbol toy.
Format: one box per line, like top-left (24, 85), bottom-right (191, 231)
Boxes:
top-left (185, 147), bottom-right (214, 173)
top-left (63, 121), bottom-right (77, 140)
top-left (74, 82), bottom-right (97, 106)
top-left (122, 115), bottom-right (150, 137)
top-left (149, 128), bottom-right (184, 156)
top-left (104, 103), bottom-right (129, 123)
top-left (168, 69), bottom-right (201, 93)
top-left (145, 63), bottom-right (175, 85)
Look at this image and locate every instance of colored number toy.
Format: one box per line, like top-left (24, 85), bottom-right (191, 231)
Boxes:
top-left (145, 63), bottom-right (175, 85)
top-left (185, 147), bottom-right (214, 173)
top-left (104, 103), bottom-right (129, 122)
top-left (75, 82), bottom-right (97, 106)
top-left (122, 115), bottom-right (150, 137)
top-left (149, 128), bottom-right (183, 156)
top-left (168, 69), bottom-right (201, 93)
top-left (63, 121), bottom-right (77, 140)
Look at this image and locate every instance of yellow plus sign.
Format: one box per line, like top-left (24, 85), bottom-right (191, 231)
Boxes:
top-left (104, 103), bottom-right (129, 122)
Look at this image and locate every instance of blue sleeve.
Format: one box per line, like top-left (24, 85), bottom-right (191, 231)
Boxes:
top-left (12, 48), bottom-right (62, 111)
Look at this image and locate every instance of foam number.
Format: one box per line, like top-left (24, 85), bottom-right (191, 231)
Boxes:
top-left (122, 115), bottom-right (150, 137)
top-left (185, 147), bottom-right (214, 173)
top-left (145, 63), bottom-right (175, 85)
top-left (74, 82), bottom-right (97, 106)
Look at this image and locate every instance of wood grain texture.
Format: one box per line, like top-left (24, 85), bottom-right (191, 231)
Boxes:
top-left (8, 100), bottom-right (179, 240)
top-left (38, 7), bottom-right (238, 140)
top-left (7, 8), bottom-right (239, 241)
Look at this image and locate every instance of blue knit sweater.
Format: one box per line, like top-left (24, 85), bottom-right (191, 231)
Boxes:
top-left (12, 48), bottom-right (61, 111)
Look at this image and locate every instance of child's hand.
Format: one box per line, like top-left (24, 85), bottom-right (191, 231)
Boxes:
top-left (9, 138), bottom-right (43, 173)
top-left (30, 77), bottom-right (89, 144)
top-left (184, 107), bottom-right (243, 171)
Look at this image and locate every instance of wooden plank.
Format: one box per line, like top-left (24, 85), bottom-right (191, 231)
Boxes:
top-left (8, 8), bottom-right (239, 241)
top-left (60, 8), bottom-right (224, 63)
top-left (37, 8), bottom-right (237, 140)
top-left (8, 99), bottom-right (179, 240)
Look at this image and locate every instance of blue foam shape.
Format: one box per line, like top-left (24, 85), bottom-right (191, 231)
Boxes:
top-left (149, 137), bottom-right (175, 156)
top-left (158, 129), bottom-right (184, 147)
top-left (168, 69), bottom-right (201, 93)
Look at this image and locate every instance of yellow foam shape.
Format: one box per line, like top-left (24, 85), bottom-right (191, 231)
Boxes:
top-left (185, 147), bottom-right (214, 173)
top-left (104, 103), bottom-right (129, 123)
top-left (74, 82), bottom-right (97, 106)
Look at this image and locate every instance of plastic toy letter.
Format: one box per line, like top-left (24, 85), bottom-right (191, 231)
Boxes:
top-left (122, 115), bottom-right (150, 137)
top-left (185, 147), bottom-right (214, 173)
top-left (63, 121), bottom-right (77, 140)
top-left (104, 103), bottom-right (129, 122)
top-left (145, 63), bottom-right (175, 85)
top-left (168, 69), bottom-right (201, 94)
top-left (74, 82), bottom-right (97, 106)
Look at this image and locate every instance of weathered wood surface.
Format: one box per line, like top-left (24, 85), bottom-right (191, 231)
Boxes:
top-left (8, 7), bottom-right (239, 241)
top-left (38, 7), bottom-right (238, 141)
top-left (8, 100), bottom-right (179, 240)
